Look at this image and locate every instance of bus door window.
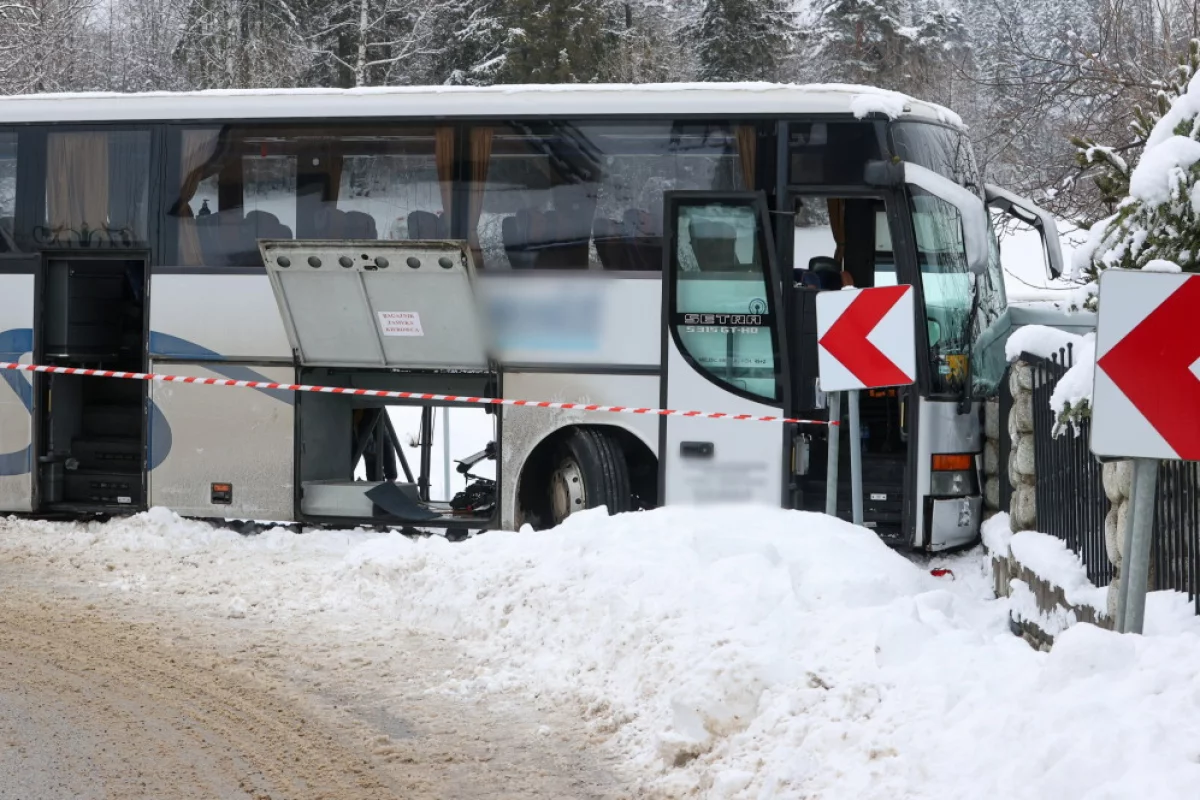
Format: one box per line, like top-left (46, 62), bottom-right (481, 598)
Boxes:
top-left (671, 200), bottom-right (780, 402)
top-left (466, 122), bottom-right (751, 271)
top-left (792, 197), bottom-right (891, 291)
top-left (0, 133), bottom-right (16, 253)
top-left (39, 130), bottom-right (150, 249)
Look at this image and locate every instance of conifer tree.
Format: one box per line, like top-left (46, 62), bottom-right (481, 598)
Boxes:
top-left (694, 0), bottom-right (792, 83)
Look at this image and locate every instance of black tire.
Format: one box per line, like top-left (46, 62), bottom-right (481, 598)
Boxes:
top-left (549, 428), bottom-right (632, 526)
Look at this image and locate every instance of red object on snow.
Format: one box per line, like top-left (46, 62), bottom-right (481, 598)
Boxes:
top-left (930, 568), bottom-right (954, 578)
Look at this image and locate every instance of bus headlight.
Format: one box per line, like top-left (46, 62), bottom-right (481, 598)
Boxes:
top-left (930, 454), bottom-right (978, 497)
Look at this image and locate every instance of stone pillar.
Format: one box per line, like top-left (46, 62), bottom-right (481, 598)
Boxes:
top-left (1102, 459), bottom-right (1133, 618)
top-left (1007, 361), bottom-right (1037, 531)
top-left (983, 398), bottom-right (1001, 517)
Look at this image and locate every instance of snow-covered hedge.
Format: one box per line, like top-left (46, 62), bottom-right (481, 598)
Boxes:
top-left (1005, 324), bottom-right (1096, 432)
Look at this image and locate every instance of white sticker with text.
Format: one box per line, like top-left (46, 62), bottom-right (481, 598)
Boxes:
top-left (378, 311), bottom-right (424, 337)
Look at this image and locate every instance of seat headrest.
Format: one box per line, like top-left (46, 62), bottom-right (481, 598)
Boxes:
top-left (809, 256), bottom-right (839, 273)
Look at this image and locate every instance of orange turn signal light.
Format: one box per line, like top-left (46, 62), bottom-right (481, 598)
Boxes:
top-left (932, 454), bottom-right (973, 472)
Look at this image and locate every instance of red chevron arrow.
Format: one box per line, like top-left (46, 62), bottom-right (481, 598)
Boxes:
top-left (1096, 276), bottom-right (1200, 460)
top-left (819, 285), bottom-right (913, 388)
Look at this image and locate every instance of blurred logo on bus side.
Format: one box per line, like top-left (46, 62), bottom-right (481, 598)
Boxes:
top-left (484, 291), bottom-right (602, 352)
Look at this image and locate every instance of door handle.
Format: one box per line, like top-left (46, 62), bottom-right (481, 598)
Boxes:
top-left (679, 441), bottom-right (714, 459)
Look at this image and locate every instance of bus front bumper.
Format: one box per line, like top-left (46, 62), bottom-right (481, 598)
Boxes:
top-left (926, 495), bottom-right (983, 551)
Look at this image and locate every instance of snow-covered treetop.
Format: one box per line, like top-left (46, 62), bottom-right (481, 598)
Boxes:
top-left (1077, 63), bottom-right (1200, 279)
top-left (0, 81), bottom-right (963, 126)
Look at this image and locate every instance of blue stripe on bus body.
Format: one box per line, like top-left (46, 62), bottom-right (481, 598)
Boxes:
top-left (0, 328), bottom-right (34, 477)
top-left (0, 329), bottom-right (292, 477)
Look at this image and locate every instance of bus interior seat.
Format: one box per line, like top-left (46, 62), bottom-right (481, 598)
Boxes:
top-left (501, 208), bottom-right (541, 269)
top-left (593, 217), bottom-right (634, 270)
top-left (688, 219), bottom-right (740, 272)
top-left (342, 210), bottom-right (377, 239)
top-left (407, 209), bottom-right (445, 239)
top-left (0, 217), bottom-right (15, 252)
top-left (808, 256), bottom-right (844, 291)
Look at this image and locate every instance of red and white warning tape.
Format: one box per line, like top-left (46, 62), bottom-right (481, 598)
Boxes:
top-left (0, 361), bottom-right (836, 427)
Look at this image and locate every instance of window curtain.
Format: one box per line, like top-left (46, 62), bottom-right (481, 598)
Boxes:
top-left (435, 126), bottom-right (455, 224)
top-left (175, 130), bottom-right (221, 265)
top-left (827, 198), bottom-right (846, 266)
top-left (468, 128), bottom-right (494, 268)
top-left (736, 126), bottom-right (756, 190)
top-left (326, 150), bottom-right (344, 203)
top-left (46, 133), bottom-right (108, 244)
top-left (108, 132), bottom-right (149, 244)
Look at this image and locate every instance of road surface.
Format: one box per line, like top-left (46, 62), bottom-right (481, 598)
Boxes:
top-left (0, 567), bottom-right (627, 800)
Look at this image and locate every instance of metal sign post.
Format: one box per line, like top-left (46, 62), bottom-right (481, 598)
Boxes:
top-left (825, 390), bottom-right (842, 517)
top-left (1117, 459), bottom-right (1159, 633)
top-left (848, 389), bottom-right (864, 526)
top-left (1091, 271), bottom-right (1200, 635)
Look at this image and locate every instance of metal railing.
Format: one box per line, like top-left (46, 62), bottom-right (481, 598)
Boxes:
top-left (1152, 461), bottom-right (1200, 614)
top-left (1026, 347), bottom-right (1113, 586)
top-left (1022, 347), bottom-right (1200, 610)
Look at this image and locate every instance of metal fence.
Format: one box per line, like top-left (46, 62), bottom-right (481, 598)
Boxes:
top-left (1024, 348), bottom-right (1200, 611)
top-left (1152, 461), bottom-right (1200, 614)
top-left (1026, 347), bottom-right (1113, 586)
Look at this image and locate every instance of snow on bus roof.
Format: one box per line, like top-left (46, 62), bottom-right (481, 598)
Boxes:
top-left (0, 81), bottom-right (963, 127)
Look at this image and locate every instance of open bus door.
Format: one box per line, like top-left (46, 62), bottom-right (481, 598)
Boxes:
top-left (658, 192), bottom-right (791, 507)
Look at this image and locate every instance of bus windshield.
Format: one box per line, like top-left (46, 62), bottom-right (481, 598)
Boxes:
top-left (910, 191), bottom-right (1007, 398)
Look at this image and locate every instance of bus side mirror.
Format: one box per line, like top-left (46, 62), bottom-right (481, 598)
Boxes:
top-left (927, 318), bottom-right (942, 347)
top-left (985, 183), bottom-right (1064, 279)
top-left (901, 162), bottom-right (990, 277)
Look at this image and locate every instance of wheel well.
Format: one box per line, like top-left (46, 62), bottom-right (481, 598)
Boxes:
top-left (516, 424), bottom-right (658, 529)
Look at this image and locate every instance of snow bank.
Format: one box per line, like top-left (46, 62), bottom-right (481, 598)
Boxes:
top-left (1008, 530), bottom-right (1109, 613)
top-left (6, 507), bottom-right (1200, 798)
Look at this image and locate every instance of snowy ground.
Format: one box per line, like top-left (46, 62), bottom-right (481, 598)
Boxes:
top-left (3, 507), bottom-right (1200, 798)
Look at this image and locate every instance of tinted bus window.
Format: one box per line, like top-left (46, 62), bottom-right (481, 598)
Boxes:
top-left (171, 126), bottom-right (450, 267)
top-left (466, 122), bottom-right (750, 270)
top-left (39, 130), bottom-right (151, 248)
top-left (0, 133), bottom-right (16, 253)
top-left (891, 122), bottom-right (981, 192)
top-left (788, 122), bottom-right (881, 185)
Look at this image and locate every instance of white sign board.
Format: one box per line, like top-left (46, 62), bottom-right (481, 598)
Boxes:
top-left (816, 285), bottom-right (916, 392)
top-left (1091, 270), bottom-right (1200, 461)
top-left (377, 311), bottom-right (424, 338)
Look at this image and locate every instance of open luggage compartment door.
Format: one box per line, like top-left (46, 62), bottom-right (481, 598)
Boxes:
top-left (259, 240), bottom-right (488, 370)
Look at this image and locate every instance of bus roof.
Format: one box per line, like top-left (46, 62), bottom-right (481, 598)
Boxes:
top-left (0, 81), bottom-right (964, 127)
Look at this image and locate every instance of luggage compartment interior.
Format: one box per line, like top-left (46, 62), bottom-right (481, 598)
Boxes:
top-left (297, 368), bottom-right (497, 529)
top-left (37, 257), bottom-right (147, 512)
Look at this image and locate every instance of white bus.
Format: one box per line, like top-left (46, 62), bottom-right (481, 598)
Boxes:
top-left (0, 83), bottom-right (1062, 549)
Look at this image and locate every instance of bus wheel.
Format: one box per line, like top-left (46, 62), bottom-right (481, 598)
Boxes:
top-left (548, 428), bottom-right (632, 527)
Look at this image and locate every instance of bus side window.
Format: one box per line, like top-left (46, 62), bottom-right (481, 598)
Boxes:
top-left (669, 199), bottom-right (780, 403)
top-left (0, 132), bottom-right (16, 253)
